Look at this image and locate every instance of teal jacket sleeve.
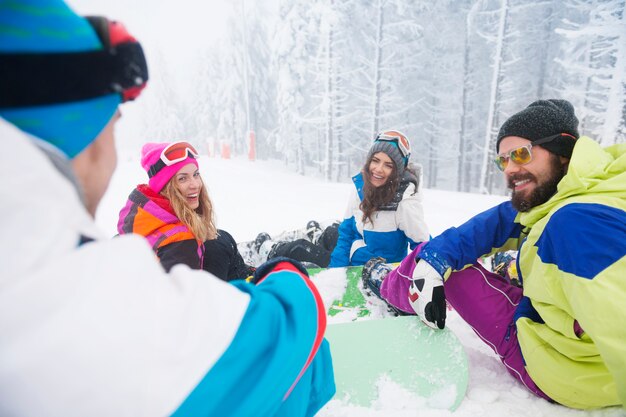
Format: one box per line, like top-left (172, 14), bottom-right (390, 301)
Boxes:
top-left (171, 262), bottom-right (335, 417)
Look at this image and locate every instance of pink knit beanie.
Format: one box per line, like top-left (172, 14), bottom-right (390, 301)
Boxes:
top-left (141, 142), bottom-right (199, 193)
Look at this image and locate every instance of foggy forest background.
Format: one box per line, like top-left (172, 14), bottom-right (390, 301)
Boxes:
top-left (129, 0), bottom-right (625, 195)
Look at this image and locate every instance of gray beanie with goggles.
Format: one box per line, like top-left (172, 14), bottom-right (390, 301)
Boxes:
top-left (367, 131), bottom-right (410, 170)
top-left (496, 99), bottom-right (579, 158)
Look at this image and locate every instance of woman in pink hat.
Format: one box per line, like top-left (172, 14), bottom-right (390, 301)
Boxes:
top-left (117, 141), bottom-right (253, 280)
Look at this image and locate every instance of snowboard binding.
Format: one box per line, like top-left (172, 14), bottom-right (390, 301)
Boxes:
top-left (361, 257), bottom-right (410, 317)
top-left (253, 232), bottom-right (272, 253)
top-left (361, 257), bottom-right (390, 299)
top-left (305, 220), bottom-right (323, 244)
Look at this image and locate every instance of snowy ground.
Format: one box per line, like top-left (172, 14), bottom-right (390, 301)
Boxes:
top-left (97, 153), bottom-right (624, 417)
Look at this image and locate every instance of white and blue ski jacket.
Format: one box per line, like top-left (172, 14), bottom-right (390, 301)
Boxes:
top-left (0, 120), bottom-right (335, 417)
top-left (329, 170), bottom-right (429, 267)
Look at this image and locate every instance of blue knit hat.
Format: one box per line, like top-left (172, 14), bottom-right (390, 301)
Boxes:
top-left (0, 0), bottom-right (147, 158)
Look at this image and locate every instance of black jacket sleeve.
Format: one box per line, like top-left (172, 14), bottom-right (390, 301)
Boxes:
top-left (156, 240), bottom-right (202, 272)
top-left (203, 229), bottom-right (251, 281)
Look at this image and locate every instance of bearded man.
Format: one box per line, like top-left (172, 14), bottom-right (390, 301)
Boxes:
top-left (377, 99), bottom-right (626, 410)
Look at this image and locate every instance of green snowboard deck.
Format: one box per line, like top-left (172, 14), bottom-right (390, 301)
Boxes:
top-left (325, 316), bottom-right (468, 410)
top-left (309, 266), bottom-right (371, 317)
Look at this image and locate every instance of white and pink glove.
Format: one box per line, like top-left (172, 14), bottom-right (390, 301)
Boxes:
top-left (408, 259), bottom-right (446, 329)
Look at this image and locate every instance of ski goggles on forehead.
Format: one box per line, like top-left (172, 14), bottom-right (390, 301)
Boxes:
top-left (0, 16), bottom-right (148, 108)
top-left (494, 133), bottom-right (575, 171)
top-left (148, 142), bottom-right (199, 178)
top-left (375, 132), bottom-right (411, 159)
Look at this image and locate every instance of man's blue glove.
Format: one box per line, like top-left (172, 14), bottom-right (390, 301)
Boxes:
top-left (251, 256), bottom-right (309, 284)
top-left (408, 259), bottom-right (446, 329)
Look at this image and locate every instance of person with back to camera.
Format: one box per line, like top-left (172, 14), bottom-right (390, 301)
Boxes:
top-left (117, 141), bottom-right (254, 280)
top-left (0, 2), bottom-right (334, 416)
top-left (328, 130), bottom-right (430, 272)
top-left (377, 99), bottom-right (626, 410)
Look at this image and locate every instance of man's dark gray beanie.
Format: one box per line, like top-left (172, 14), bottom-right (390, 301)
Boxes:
top-left (496, 99), bottom-right (580, 158)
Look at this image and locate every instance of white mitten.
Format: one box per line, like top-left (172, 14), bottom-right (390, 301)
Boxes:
top-left (408, 259), bottom-right (446, 329)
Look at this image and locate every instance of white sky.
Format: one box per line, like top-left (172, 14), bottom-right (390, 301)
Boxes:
top-left (68, 0), bottom-right (277, 150)
top-left (67, 0), bottom-right (233, 149)
top-left (69, 0), bottom-right (233, 76)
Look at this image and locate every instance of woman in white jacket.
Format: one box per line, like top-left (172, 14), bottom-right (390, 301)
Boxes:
top-left (329, 130), bottom-right (430, 267)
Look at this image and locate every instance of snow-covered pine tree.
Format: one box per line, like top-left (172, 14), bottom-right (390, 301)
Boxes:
top-left (273, 0), bottom-right (313, 174)
top-left (554, 0), bottom-right (626, 145)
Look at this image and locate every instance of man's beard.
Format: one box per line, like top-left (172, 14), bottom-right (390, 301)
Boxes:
top-left (509, 155), bottom-right (566, 212)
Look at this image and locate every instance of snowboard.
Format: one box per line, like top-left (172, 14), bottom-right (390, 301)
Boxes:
top-left (309, 265), bottom-right (395, 318)
top-left (309, 266), bottom-right (369, 317)
top-left (324, 315), bottom-right (468, 411)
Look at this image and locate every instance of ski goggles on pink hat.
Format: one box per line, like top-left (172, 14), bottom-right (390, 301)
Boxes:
top-left (375, 131), bottom-right (411, 159)
top-left (148, 141), bottom-right (199, 178)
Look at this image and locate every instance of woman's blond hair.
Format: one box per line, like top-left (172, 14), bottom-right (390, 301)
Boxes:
top-left (161, 175), bottom-right (217, 242)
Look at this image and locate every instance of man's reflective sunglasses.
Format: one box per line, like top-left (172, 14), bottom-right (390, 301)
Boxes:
top-left (494, 133), bottom-right (576, 172)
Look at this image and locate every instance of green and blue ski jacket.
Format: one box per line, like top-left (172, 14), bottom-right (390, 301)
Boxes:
top-left (420, 137), bottom-right (626, 409)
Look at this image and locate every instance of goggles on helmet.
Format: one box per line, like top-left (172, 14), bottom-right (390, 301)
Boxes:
top-left (375, 130), bottom-right (411, 159)
top-left (0, 16), bottom-right (148, 108)
top-left (148, 142), bottom-right (199, 178)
